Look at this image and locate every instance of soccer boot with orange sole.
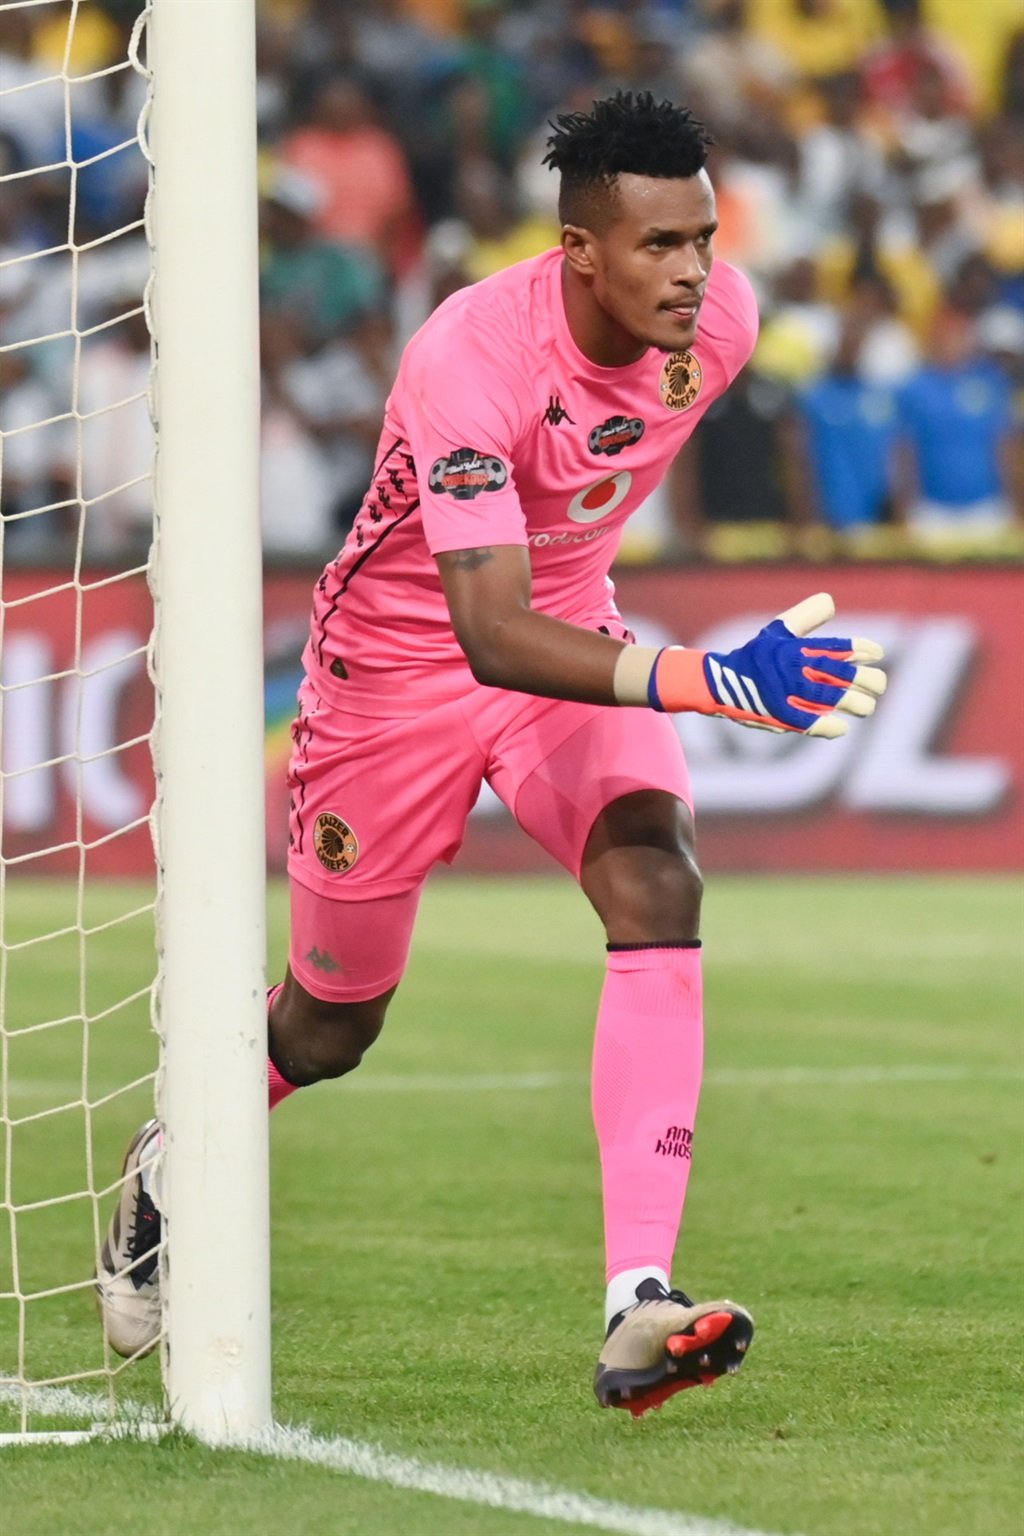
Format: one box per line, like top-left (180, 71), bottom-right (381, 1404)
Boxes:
top-left (594, 1277), bottom-right (754, 1417)
top-left (95, 1118), bottom-right (162, 1359)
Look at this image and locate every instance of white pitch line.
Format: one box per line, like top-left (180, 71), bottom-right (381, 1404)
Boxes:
top-left (0, 1383), bottom-right (787, 1536)
top-left (4, 1064), bottom-right (1022, 1102)
top-left (333, 1064), bottom-right (1023, 1092)
top-left (704, 1064), bottom-right (1024, 1087)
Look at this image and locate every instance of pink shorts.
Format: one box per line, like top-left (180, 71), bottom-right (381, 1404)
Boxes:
top-left (286, 677), bottom-right (691, 1002)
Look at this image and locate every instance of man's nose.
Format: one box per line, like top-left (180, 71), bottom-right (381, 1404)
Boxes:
top-left (673, 244), bottom-right (708, 285)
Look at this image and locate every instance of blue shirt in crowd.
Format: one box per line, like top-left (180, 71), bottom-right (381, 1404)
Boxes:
top-left (898, 360), bottom-right (1014, 507)
top-left (798, 375), bottom-right (900, 529)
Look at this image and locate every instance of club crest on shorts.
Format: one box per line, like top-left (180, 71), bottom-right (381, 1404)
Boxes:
top-left (428, 447), bottom-right (508, 500)
top-left (313, 812), bottom-right (359, 874)
top-left (587, 415), bottom-right (645, 456)
top-left (659, 350), bottom-right (703, 411)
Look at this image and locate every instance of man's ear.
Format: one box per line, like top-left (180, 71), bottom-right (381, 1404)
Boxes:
top-left (561, 224), bottom-right (599, 278)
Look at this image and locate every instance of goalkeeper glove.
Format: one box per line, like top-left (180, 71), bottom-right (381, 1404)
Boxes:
top-left (613, 593), bottom-right (886, 738)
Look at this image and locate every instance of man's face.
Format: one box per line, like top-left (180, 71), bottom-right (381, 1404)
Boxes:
top-left (586, 171), bottom-right (718, 353)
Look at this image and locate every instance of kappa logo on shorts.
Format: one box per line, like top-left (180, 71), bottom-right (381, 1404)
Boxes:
top-left (659, 350), bottom-right (703, 411)
top-left (588, 415), bottom-right (645, 456)
top-left (313, 812), bottom-right (359, 874)
top-left (428, 447), bottom-right (508, 501)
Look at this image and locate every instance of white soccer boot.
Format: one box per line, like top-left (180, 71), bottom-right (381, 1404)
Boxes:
top-left (95, 1119), bottom-right (162, 1359)
top-left (594, 1277), bottom-right (754, 1417)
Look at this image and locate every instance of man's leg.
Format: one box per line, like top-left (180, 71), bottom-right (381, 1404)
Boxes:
top-left (580, 789), bottom-right (752, 1414)
top-left (266, 878), bottom-right (422, 1102)
top-left (268, 972), bottom-right (393, 1101)
top-left (502, 701), bottom-right (753, 1415)
top-left (94, 884), bottom-right (418, 1360)
top-left (581, 788), bottom-right (703, 1317)
top-left (96, 681), bottom-right (484, 1360)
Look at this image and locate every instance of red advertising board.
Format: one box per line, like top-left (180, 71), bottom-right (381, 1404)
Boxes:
top-left (453, 563), bottom-right (1024, 874)
top-left (0, 571), bottom-right (156, 878)
top-left (4, 564), bottom-right (1022, 876)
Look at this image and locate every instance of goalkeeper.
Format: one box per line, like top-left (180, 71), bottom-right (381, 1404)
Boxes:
top-left (98, 91), bottom-right (885, 1417)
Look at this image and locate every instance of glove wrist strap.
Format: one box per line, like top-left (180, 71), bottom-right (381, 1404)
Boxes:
top-left (612, 644), bottom-right (712, 713)
top-left (611, 643), bottom-right (662, 706)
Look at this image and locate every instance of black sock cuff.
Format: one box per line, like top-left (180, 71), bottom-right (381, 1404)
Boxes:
top-left (606, 939), bottom-right (701, 952)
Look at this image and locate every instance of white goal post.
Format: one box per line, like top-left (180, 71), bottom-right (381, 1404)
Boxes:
top-left (0, 0), bottom-right (270, 1443)
top-left (149, 0), bottom-right (270, 1440)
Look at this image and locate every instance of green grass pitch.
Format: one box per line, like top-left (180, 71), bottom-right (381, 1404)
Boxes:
top-left (1, 874), bottom-right (1021, 1536)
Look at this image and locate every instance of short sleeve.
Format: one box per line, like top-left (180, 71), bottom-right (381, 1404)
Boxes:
top-left (399, 313), bottom-right (530, 555)
top-left (701, 262), bottom-right (760, 388)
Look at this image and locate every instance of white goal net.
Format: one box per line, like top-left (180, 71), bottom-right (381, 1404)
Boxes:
top-left (1, 0), bottom-right (270, 1444)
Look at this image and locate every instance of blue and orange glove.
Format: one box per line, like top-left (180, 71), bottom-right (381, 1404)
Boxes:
top-left (613, 594), bottom-right (886, 738)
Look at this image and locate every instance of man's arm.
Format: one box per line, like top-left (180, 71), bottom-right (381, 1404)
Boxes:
top-left (437, 547), bottom-right (887, 737)
top-left (437, 545), bottom-right (623, 703)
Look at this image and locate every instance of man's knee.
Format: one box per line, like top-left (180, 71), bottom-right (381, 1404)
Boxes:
top-left (269, 973), bottom-right (395, 1087)
top-left (598, 846), bottom-right (703, 942)
top-left (581, 791), bottom-right (703, 943)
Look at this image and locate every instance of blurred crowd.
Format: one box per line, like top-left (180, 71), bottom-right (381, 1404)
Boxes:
top-left (0, 0), bottom-right (1022, 565)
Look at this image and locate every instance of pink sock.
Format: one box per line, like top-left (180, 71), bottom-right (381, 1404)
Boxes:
top-left (267, 983), bottom-right (299, 1111)
top-left (591, 945), bottom-right (703, 1282)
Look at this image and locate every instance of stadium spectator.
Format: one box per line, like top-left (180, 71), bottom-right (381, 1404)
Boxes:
top-left (896, 303), bottom-right (1023, 548)
top-left (755, 254), bottom-right (841, 381)
top-left (279, 70), bottom-right (422, 278)
top-left (999, 25), bottom-right (1024, 119)
top-left (260, 166), bottom-right (386, 347)
top-left (790, 70), bottom-right (888, 244)
top-left (66, 302), bottom-right (154, 562)
top-left (698, 133), bottom-right (798, 279)
top-left (976, 302), bottom-right (1024, 391)
top-left (971, 115), bottom-right (1024, 292)
top-left (911, 158), bottom-right (986, 287)
top-left (815, 190), bottom-right (941, 342)
top-left (450, 157), bottom-right (561, 282)
top-left (861, 0), bottom-right (974, 121)
top-left (679, 0), bottom-right (795, 136)
top-left (260, 312), bottom-right (338, 559)
top-left (260, 300), bottom-right (396, 542)
top-left (0, 341), bottom-right (74, 556)
top-left (793, 313), bottom-right (902, 533)
top-left (0, 6), bottom-right (63, 167)
top-left (885, 54), bottom-right (974, 203)
top-left (55, 53), bottom-right (148, 242)
top-left (455, 0), bottom-right (535, 170)
top-left (845, 263), bottom-right (920, 383)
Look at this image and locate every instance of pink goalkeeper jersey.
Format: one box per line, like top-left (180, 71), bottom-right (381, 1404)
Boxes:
top-left (305, 247), bottom-right (758, 715)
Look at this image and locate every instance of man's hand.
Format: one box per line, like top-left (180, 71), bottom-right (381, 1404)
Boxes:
top-left (648, 593), bottom-right (886, 738)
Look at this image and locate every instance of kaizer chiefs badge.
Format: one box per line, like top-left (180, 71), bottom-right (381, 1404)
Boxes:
top-left (659, 350), bottom-right (703, 411)
top-left (314, 812), bottom-right (359, 873)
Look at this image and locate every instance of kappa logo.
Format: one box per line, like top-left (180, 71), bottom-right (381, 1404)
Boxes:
top-left (429, 447), bottom-right (508, 501)
top-left (313, 812), bottom-right (359, 874)
top-left (588, 415), bottom-right (645, 456)
top-left (567, 470), bottom-right (633, 524)
top-left (659, 350), bottom-right (703, 411)
top-left (306, 946), bottom-right (343, 974)
top-left (542, 395), bottom-right (574, 427)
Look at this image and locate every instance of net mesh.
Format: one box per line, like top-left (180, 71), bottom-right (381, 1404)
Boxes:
top-left (0, 0), bottom-right (159, 1435)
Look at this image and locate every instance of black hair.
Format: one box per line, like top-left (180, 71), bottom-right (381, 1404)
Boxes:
top-left (543, 91), bottom-right (713, 230)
